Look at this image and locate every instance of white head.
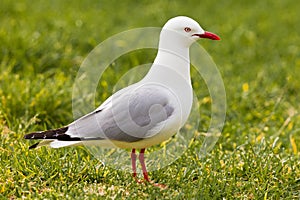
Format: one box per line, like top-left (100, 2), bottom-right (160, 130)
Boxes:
top-left (160, 16), bottom-right (220, 48)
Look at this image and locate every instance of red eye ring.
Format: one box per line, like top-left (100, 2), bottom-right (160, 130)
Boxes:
top-left (184, 27), bottom-right (191, 32)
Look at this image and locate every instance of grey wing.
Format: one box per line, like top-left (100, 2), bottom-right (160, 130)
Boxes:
top-left (67, 85), bottom-right (174, 142)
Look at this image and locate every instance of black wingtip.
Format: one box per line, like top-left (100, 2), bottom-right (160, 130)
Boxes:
top-left (24, 127), bottom-right (69, 140)
top-left (24, 133), bottom-right (34, 139)
top-left (29, 142), bottom-right (40, 149)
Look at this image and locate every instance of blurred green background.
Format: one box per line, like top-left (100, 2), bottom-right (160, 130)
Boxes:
top-left (1, 0), bottom-right (299, 199)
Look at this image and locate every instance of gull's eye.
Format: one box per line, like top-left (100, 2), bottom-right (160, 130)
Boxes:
top-left (184, 27), bottom-right (191, 32)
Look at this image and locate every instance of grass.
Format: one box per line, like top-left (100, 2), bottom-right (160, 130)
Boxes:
top-left (1, 0), bottom-right (300, 199)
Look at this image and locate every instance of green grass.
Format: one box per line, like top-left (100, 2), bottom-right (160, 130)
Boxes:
top-left (1, 0), bottom-right (300, 199)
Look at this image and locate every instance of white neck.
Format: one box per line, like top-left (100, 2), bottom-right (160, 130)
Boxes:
top-left (144, 30), bottom-right (191, 83)
top-left (152, 48), bottom-right (190, 80)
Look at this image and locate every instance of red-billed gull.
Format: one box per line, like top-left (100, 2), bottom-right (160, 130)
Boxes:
top-left (24, 16), bottom-right (220, 186)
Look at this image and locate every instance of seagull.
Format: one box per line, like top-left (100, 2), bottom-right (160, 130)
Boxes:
top-left (24, 16), bottom-right (220, 186)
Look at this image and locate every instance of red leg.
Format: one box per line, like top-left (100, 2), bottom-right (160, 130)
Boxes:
top-left (132, 148), bottom-right (167, 188)
top-left (138, 148), bottom-right (150, 182)
top-left (131, 149), bottom-right (137, 178)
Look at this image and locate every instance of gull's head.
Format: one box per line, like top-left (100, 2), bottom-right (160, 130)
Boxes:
top-left (160, 16), bottom-right (220, 48)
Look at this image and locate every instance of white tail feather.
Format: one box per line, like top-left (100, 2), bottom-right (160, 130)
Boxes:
top-left (50, 140), bottom-right (82, 148)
